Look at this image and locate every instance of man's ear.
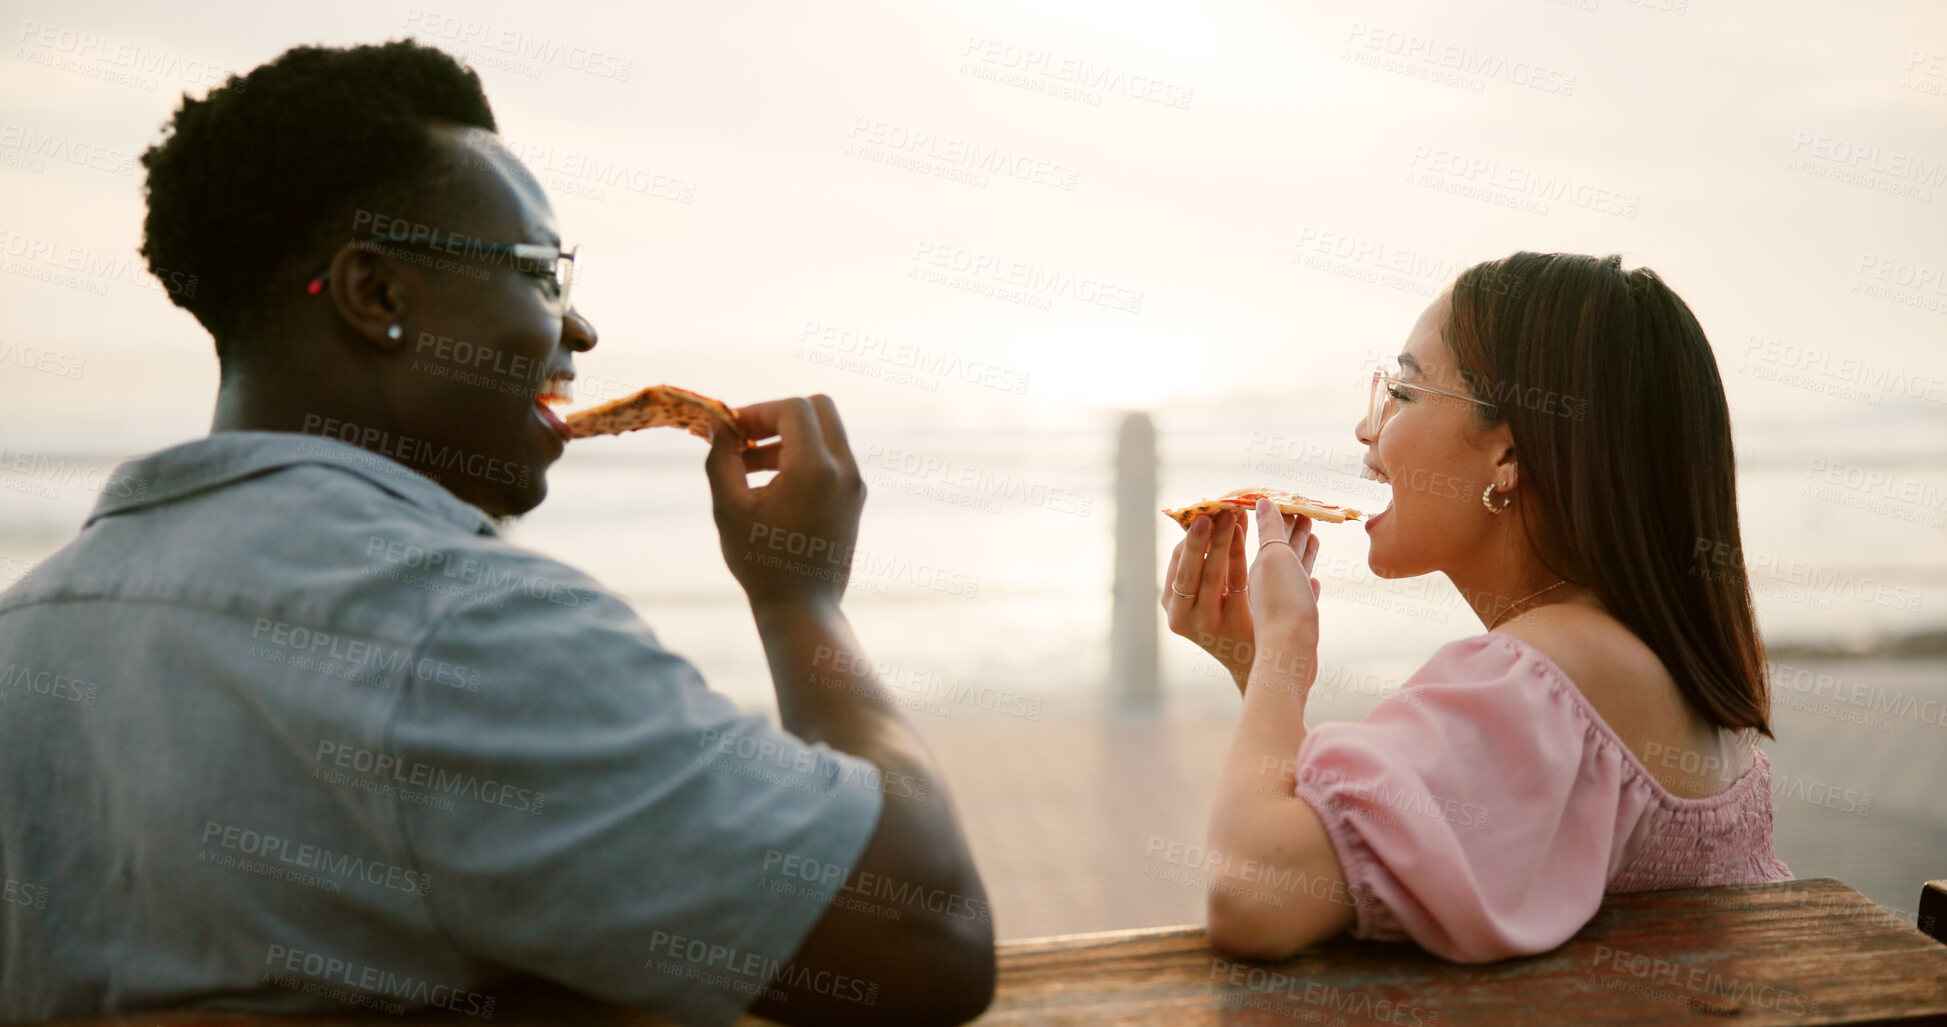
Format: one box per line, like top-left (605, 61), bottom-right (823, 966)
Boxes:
top-left (326, 243), bottom-right (412, 351)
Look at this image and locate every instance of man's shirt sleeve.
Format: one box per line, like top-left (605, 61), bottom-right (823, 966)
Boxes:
top-left (383, 577), bottom-right (884, 1025)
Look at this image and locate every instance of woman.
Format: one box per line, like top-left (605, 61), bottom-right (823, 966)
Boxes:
top-left (1163, 252), bottom-right (1790, 962)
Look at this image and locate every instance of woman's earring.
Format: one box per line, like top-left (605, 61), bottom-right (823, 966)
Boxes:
top-left (387, 324), bottom-right (404, 341)
top-left (1482, 482), bottom-right (1512, 514)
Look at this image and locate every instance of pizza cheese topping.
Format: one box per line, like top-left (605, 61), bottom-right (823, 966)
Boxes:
top-left (1162, 486), bottom-right (1364, 526)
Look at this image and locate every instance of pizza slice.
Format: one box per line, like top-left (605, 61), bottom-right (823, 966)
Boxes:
top-left (563, 384), bottom-right (751, 448)
top-left (1162, 486), bottom-right (1364, 527)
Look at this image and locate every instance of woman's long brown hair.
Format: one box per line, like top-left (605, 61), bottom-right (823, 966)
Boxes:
top-left (1446, 252), bottom-right (1772, 737)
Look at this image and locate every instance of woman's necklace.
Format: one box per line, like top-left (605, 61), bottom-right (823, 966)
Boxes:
top-left (1488, 579), bottom-right (1571, 630)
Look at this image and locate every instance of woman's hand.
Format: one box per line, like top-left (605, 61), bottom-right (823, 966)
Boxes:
top-left (1162, 510), bottom-right (1256, 692)
top-left (1246, 497), bottom-right (1322, 690)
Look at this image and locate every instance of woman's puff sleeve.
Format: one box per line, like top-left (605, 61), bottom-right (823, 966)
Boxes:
top-left (1289, 633), bottom-right (1659, 963)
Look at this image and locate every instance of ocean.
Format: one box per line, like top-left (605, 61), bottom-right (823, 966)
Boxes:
top-left (10, 387), bottom-right (1934, 719)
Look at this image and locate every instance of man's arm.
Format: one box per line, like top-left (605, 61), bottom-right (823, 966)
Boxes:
top-left (706, 396), bottom-right (994, 1027)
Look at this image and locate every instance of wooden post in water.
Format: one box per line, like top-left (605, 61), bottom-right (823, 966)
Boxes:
top-left (1110, 411), bottom-right (1159, 708)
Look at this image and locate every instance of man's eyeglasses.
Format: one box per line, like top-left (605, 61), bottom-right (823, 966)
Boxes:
top-left (1365, 366), bottom-right (1498, 437)
top-left (306, 238), bottom-right (580, 312)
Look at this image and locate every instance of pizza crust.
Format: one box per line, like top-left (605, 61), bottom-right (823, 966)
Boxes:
top-left (562, 384), bottom-right (750, 448)
top-left (1163, 486), bottom-right (1364, 526)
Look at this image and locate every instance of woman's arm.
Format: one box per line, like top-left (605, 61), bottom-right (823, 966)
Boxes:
top-left (1203, 500), bottom-right (1357, 958)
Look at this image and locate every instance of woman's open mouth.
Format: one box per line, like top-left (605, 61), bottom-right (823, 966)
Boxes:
top-left (1360, 460), bottom-right (1392, 531)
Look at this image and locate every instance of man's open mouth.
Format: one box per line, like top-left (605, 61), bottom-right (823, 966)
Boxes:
top-left (535, 374), bottom-right (574, 442)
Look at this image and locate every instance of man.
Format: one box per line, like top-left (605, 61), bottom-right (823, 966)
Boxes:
top-left (0, 40), bottom-right (992, 1026)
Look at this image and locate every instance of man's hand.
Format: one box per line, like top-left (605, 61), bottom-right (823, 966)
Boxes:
top-left (704, 395), bottom-right (865, 610)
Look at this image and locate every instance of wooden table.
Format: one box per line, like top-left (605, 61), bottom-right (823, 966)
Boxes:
top-left (50, 877), bottom-right (1947, 1026)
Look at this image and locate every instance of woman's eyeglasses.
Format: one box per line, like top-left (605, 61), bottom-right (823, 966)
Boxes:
top-left (306, 238), bottom-right (580, 312)
top-left (1365, 366), bottom-right (1498, 436)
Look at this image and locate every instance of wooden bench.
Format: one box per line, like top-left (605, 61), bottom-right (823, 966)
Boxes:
top-left (45, 877), bottom-right (1947, 1026)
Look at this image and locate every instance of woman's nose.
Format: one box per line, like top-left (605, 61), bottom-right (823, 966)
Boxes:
top-left (1354, 411), bottom-right (1377, 447)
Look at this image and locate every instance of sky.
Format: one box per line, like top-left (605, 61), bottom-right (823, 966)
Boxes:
top-left (3, 0), bottom-right (1944, 435)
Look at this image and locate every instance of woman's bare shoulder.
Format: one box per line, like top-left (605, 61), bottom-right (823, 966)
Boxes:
top-left (1491, 604), bottom-right (1732, 793)
top-left (1495, 604), bottom-right (1682, 732)
top-left (1491, 602), bottom-right (1660, 692)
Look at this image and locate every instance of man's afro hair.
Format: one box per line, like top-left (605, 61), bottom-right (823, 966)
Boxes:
top-left (139, 39), bottom-right (497, 350)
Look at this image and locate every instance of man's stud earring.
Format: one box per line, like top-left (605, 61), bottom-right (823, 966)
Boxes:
top-left (387, 324), bottom-right (403, 341)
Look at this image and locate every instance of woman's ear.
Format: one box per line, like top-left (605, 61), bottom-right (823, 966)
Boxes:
top-left (1482, 422), bottom-right (1518, 491)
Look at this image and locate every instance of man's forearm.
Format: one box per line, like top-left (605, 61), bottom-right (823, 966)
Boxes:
top-left (746, 596), bottom-right (994, 978)
top-left (750, 597), bottom-right (916, 749)
top-left (747, 595), bottom-right (978, 872)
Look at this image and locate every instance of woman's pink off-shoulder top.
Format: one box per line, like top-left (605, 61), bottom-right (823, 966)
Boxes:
top-left (1290, 632), bottom-right (1791, 964)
